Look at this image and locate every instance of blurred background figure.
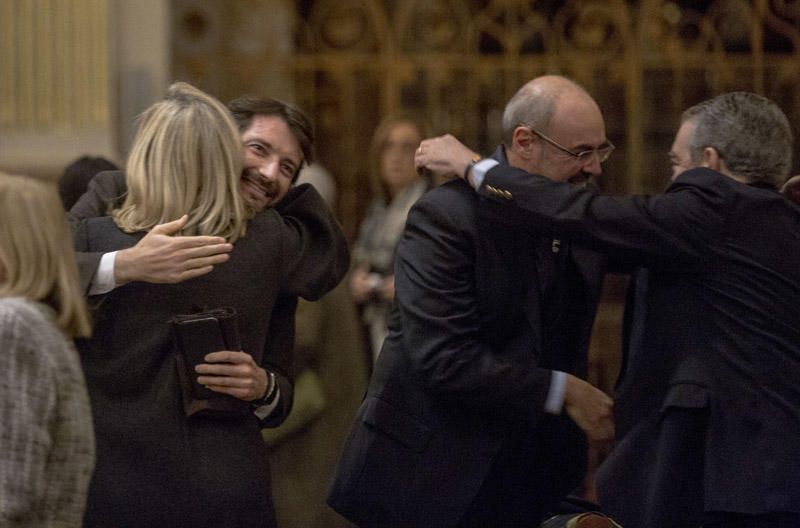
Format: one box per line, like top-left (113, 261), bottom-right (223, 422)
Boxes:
top-left (349, 115), bottom-right (432, 362)
top-left (267, 162), bottom-right (368, 528)
top-left (58, 156), bottom-right (119, 211)
top-left (0, 172), bottom-right (94, 527)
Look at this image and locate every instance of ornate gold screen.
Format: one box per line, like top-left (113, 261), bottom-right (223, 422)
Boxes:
top-left (173, 0), bottom-right (800, 236)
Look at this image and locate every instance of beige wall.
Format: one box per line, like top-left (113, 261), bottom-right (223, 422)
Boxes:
top-left (0, 0), bottom-right (170, 179)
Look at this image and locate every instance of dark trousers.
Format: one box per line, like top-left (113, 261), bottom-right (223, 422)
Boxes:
top-left (457, 416), bottom-right (586, 527)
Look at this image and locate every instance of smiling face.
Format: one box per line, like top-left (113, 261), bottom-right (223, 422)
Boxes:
top-left (239, 114), bottom-right (303, 212)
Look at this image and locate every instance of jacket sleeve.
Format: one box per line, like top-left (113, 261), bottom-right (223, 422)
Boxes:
top-left (256, 295), bottom-right (297, 428)
top-left (274, 183), bottom-right (350, 301)
top-left (480, 166), bottom-right (729, 271)
top-left (68, 170), bottom-right (127, 294)
top-left (394, 195), bottom-right (553, 415)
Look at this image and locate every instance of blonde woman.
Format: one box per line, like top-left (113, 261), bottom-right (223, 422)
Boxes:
top-left (0, 172), bottom-right (94, 527)
top-left (73, 83), bottom-right (346, 527)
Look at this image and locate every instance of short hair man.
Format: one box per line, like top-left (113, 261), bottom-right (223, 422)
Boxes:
top-left (418, 91), bottom-right (800, 527)
top-left (328, 75), bottom-right (614, 527)
top-left (70, 94), bottom-right (348, 428)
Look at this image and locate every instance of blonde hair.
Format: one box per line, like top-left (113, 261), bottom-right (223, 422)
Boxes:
top-left (0, 172), bottom-right (92, 338)
top-left (113, 82), bottom-right (247, 241)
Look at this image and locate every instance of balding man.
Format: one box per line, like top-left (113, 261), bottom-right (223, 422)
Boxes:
top-left (328, 75), bottom-right (614, 527)
top-left (420, 91), bottom-right (800, 528)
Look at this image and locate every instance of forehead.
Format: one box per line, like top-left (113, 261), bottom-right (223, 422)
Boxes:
top-left (671, 119), bottom-right (696, 152)
top-left (548, 93), bottom-right (606, 147)
top-left (242, 114), bottom-right (303, 162)
top-left (385, 122), bottom-right (422, 143)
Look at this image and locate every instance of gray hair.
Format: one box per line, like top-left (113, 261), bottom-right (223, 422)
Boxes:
top-left (683, 92), bottom-right (793, 188)
top-left (501, 76), bottom-right (589, 145)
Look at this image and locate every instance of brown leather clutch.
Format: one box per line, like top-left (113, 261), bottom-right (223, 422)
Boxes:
top-left (169, 307), bottom-right (250, 418)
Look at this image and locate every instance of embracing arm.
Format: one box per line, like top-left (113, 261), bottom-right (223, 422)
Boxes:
top-left (415, 135), bottom-right (726, 269)
top-left (275, 183), bottom-right (350, 300)
top-left (69, 171), bottom-right (232, 294)
top-left (476, 165), bottom-right (725, 268)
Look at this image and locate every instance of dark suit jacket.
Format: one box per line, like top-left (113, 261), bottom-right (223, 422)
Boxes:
top-left (328, 150), bottom-right (604, 527)
top-left (69, 170), bottom-right (347, 426)
top-left (478, 165), bottom-right (800, 524)
top-left (70, 173), bottom-right (349, 527)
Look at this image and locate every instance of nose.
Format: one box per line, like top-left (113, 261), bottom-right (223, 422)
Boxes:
top-left (258, 157), bottom-right (279, 182)
top-left (583, 152), bottom-right (603, 176)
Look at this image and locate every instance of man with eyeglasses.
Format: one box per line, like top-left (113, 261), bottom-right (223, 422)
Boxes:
top-left (417, 91), bottom-right (800, 528)
top-left (328, 75), bottom-right (615, 527)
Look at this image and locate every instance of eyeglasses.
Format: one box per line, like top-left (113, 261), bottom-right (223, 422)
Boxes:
top-left (518, 123), bottom-right (615, 164)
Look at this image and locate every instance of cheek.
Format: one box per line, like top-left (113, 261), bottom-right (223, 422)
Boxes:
top-left (242, 149), bottom-right (258, 166)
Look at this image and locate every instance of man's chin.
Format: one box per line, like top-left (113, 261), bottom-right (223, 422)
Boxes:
top-left (244, 194), bottom-right (275, 213)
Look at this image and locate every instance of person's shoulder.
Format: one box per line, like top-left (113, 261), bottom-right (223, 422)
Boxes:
top-left (0, 298), bottom-right (68, 373)
top-left (669, 167), bottom-right (744, 201)
top-left (408, 179), bottom-right (477, 227)
top-left (417, 178), bottom-right (475, 207)
top-left (671, 167), bottom-right (725, 186)
top-left (0, 297), bottom-right (52, 336)
top-left (88, 169), bottom-right (125, 188)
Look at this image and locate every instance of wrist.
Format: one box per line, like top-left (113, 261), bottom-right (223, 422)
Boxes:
top-left (463, 154), bottom-right (482, 184)
top-left (252, 370), bottom-right (278, 407)
top-left (113, 247), bottom-right (136, 285)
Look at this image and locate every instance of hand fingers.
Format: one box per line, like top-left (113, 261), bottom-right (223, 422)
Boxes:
top-left (202, 350), bottom-right (252, 364)
top-left (195, 363), bottom-right (251, 377)
top-left (169, 237), bottom-right (231, 250)
top-left (203, 384), bottom-right (252, 400)
top-left (150, 215), bottom-right (189, 235)
top-left (173, 266), bottom-right (215, 282)
top-left (182, 254), bottom-right (231, 273)
top-left (196, 374), bottom-right (253, 387)
top-left (182, 243), bottom-right (233, 261)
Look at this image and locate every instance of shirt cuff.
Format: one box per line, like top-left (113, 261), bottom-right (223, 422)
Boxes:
top-left (544, 370), bottom-right (567, 414)
top-left (469, 158), bottom-right (500, 189)
top-left (88, 251), bottom-right (119, 295)
top-left (253, 388), bottom-right (281, 420)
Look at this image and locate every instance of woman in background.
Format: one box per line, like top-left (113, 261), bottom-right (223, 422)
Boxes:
top-left (350, 115), bottom-right (431, 361)
top-left (0, 172), bottom-right (94, 527)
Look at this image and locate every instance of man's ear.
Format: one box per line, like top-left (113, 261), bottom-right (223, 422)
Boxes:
top-left (512, 127), bottom-right (536, 159)
top-left (701, 146), bottom-right (723, 172)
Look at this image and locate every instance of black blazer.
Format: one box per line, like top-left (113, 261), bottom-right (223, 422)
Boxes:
top-left (328, 159), bottom-right (604, 527)
top-left (69, 170), bottom-right (348, 427)
top-left (71, 173), bottom-right (349, 527)
top-left (478, 165), bottom-right (800, 522)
